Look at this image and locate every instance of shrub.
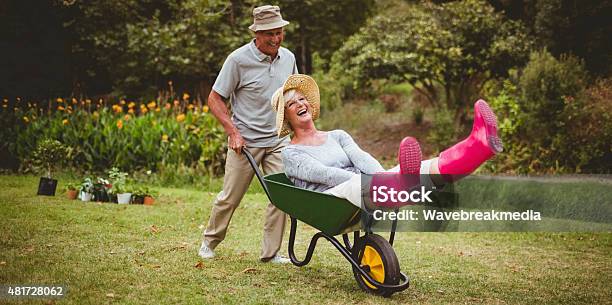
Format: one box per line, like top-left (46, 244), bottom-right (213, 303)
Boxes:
top-left (520, 50), bottom-right (588, 121)
top-left (30, 139), bottom-right (72, 178)
top-left (487, 50), bottom-right (610, 173)
top-left (2, 98), bottom-right (226, 177)
top-left (563, 78), bottom-right (612, 172)
top-left (426, 106), bottom-right (457, 154)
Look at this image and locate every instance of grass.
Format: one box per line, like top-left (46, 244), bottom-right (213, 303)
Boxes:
top-left (1, 174), bottom-right (611, 304)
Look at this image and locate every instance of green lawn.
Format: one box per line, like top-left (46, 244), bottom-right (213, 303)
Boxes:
top-left (1, 175), bottom-right (610, 304)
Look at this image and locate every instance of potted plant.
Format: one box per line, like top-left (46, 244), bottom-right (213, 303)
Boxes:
top-left (131, 186), bottom-right (157, 205)
top-left (93, 177), bottom-right (111, 202)
top-left (63, 182), bottom-right (79, 200)
top-left (31, 139), bottom-right (71, 196)
top-left (143, 187), bottom-right (158, 206)
top-left (131, 186), bottom-right (145, 204)
top-left (108, 167), bottom-right (131, 204)
top-left (79, 178), bottom-right (94, 202)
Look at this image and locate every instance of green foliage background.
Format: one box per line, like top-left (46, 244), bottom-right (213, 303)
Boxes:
top-left (1, 102), bottom-right (226, 177)
top-left (1, 0), bottom-right (610, 175)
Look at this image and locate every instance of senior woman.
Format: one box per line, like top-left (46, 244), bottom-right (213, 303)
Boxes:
top-left (270, 74), bottom-right (502, 207)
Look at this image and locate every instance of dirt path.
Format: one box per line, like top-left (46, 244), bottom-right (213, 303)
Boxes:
top-left (353, 121), bottom-right (436, 164)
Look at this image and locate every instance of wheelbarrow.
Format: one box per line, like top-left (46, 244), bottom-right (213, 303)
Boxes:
top-left (242, 148), bottom-right (410, 297)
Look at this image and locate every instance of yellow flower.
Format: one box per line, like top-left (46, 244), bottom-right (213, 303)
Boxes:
top-left (162, 134), bottom-right (169, 142)
top-left (67, 105), bottom-right (73, 110)
top-left (56, 98), bottom-right (63, 103)
top-left (141, 107), bottom-right (148, 114)
top-left (203, 105), bottom-right (209, 113)
top-left (113, 105), bottom-right (122, 113)
top-left (57, 105), bottom-right (65, 111)
top-left (2, 104), bottom-right (7, 108)
top-left (128, 108), bottom-right (135, 114)
top-left (93, 111), bottom-right (99, 118)
top-left (123, 114), bottom-right (130, 121)
top-left (176, 114), bottom-right (186, 122)
top-left (155, 107), bottom-right (161, 112)
top-left (182, 93), bottom-right (190, 101)
top-left (173, 100), bottom-right (180, 107)
top-left (128, 102), bottom-right (135, 108)
top-left (23, 116), bottom-right (29, 123)
top-left (62, 119), bottom-right (69, 125)
top-left (165, 103), bottom-right (171, 110)
top-left (147, 101), bottom-right (156, 109)
top-left (72, 98), bottom-right (78, 104)
top-left (187, 104), bottom-right (194, 110)
top-left (85, 99), bottom-right (91, 104)
top-left (120, 99), bottom-right (126, 105)
top-left (116, 119), bottom-right (123, 129)
top-left (3, 98), bottom-right (7, 103)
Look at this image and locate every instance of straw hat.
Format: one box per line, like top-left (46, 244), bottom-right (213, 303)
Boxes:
top-left (249, 5), bottom-right (290, 32)
top-left (271, 74), bottom-right (320, 137)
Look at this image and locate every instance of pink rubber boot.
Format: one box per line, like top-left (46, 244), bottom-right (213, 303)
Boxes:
top-left (438, 99), bottom-right (503, 180)
top-left (398, 136), bottom-right (422, 174)
top-left (369, 137), bottom-right (422, 208)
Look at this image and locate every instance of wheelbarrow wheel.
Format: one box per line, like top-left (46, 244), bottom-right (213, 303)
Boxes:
top-left (352, 234), bottom-right (400, 297)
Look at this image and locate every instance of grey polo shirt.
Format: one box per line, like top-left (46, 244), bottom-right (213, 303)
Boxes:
top-left (212, 39), bottom-right (298, 147)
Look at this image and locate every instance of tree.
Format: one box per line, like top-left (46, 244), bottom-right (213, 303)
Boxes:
top-left (58, 0), bottom-right (251, 99)
top-left (330, 0), bottom-right (534, 118)
top-left (277, 0), bottom-right (376, 73)
top-left (489, 0), bottom-right (612, 77)
top-left (57, 0), bottom-right (171, 96)
top-left (121, 0), bottom-right (253, 99)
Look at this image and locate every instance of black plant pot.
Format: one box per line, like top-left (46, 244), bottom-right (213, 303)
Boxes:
top-left (93, 190), bottom-right (110, 202)
top-left (37, 177), bottom-right (58, 196)
top-left (132, 195), bottom-right (144, 204)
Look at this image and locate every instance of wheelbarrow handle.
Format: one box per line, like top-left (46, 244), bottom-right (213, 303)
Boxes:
top-left (241, 147), bottom-right (274, 203)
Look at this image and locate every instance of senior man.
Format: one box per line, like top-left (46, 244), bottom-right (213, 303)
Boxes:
top-left (198, 5), bottom-right (297, 263)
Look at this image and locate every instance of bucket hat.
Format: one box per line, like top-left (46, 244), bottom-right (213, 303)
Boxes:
top-left (249, 5), bottom-right (290, 32)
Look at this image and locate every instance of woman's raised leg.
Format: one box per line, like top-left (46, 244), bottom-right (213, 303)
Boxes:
top-left (433, 99), bottom-right (503, 181)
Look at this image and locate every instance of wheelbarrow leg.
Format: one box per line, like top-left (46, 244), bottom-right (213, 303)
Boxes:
top-left (288, 216), bottom-right (325, 266)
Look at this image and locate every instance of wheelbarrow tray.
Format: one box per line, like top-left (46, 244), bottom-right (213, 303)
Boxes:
top-left (264, 173), bottom-right (361, 236)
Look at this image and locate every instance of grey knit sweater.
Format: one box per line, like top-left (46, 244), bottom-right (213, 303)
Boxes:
top-left (281, 130), bottom-right (384, 192)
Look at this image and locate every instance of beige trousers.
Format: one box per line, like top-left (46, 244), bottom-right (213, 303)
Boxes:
top-left (202, 141), bottom-right (287, 260)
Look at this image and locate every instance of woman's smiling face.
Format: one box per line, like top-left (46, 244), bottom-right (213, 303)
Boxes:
top-left (284, 90), bottom-right (312, 129)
